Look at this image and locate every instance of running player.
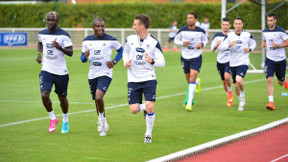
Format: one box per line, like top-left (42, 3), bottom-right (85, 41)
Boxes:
top-left (36, 11), bottom-right (73, 133)
top-left (221, 17), bottom-right (257, 111)
top-left (211, 17), bottom-right (233, 106)
top-left (163, 20), bottom-right (178, 53)
top-left (174, 12), bottom-right (208, 111)
top-left (261, 13), bottom-right (288, 110)
top-left (200, 17), bottom-right (210, 40)
top-left (123, 14), bottom-right (165, 143)
top-left (81, 18), bottom-right (123, 136)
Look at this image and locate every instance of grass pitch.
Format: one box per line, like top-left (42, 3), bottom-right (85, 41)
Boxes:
top-left (0, 49), bottom-right (287, 162)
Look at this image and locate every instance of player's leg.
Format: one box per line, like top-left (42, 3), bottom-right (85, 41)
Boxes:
top-left (128, 82), bottom-right (144, 114)
top-left (143, 80), bottom-right (157, 143)
top-left (225, 63), bottom-right (233, 106)
top-left (264, 58), bottom-right (276, 110)
top-left (235, 65), bottom-right (248, 111)
top-left (39, 71), bottom-right (58, 132)
top-left (55, 73), bottom-right (69, 133)
top-left (186, 56), bottom-right (202, 111)
top-left (217, 62), bottom-right (228, 93)
top-left (275, 59), bottom-right (288, 89)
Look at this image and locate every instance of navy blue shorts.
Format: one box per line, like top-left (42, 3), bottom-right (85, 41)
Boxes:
top-left (217, 62), bottom-right (231, 80)
top-left (39, 71), bottom-right (69, 97)
top-left (230, 65), bottom-right (248, 84)
top-left (264, 58), bottom-right (286, 82)
top-left (89, 76), bottom-right (112, 100)
top-left (181, 55), bottom-right (202, 73)
top-left (127, 80), bottom-right (157, 104)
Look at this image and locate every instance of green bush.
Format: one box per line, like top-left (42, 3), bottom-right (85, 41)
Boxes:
top-left (0, 2), bottom-right (286, 29)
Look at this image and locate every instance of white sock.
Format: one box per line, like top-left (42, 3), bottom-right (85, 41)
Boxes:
top-left (227, 86), bottom-right (232, 92)
top-left (238, 95), bottom-right (241, 101)
top-left (62, 113), bottom-right (68, 123)
top-left (99, 112), bottom-right (104, 120)
top-left (268, 96), bottom-right (274, 102)
top-left (139, 104), bottom-right (146, 112)
top-left (48, 110), bottom-right (56, 120)
top-left (187, 83), bottom-right (196, 105)
top-left (145, 112), bottom-right (155, 136)
top-left (240, 91), bottom-right (245, 97)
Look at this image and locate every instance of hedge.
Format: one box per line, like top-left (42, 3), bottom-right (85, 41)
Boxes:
top-left (0, 2), bottom-right (287, 29)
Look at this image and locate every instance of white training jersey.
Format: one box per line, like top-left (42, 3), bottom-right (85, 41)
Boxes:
top-left (262, 26), bottom-right (288, 62)
top-left (174, 25), bottom-right (208, 59)
top-left (220, 30), bottom-right (257, 67)
top-left (168, 25), bottom-right (178, 38)
top-left (200, 22), bottom-right (210, 36)
top-left (82, 33), bottom-right (122, 79)
top-left (123, 34), bottom-right (165, 83)
top-left (211, 32), bottom-right (230, 63)
top-left (38, 28), bottom-right (73, 75)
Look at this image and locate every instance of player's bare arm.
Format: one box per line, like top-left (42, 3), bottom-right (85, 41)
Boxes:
top-left (183, 41), bottom-right (190, 47)
top-left (243, 47), bottom-right (251, 53)
top-left (229, 41), bottom-right (236, 48)
top-left (213, 40), bottom-right (221, 52)
top-left (36, 41), bottom-right (43, 64)
top-left (195, 43), bottom-right (203, 49)
top-left (125, 60), bottom-right (132, 68)
top-left (261, 40), bottom-right (266, 48)
top-left (52, 39), bottom-right (73, 57)
top-left (272, 39), bottom-right (288, 48)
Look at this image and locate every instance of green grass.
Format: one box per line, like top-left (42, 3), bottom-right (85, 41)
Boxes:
top-left (0, 49), bottom-right (287, 162)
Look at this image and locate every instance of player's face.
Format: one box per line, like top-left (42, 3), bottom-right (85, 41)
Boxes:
top-left (46, 14), bottom-right (58, 31)
top-left (221, 21), bottom-right (230, 32)
top-left (267, 16), bottom-right (276, 29)
top-left (92, 21), bottom-right (105, 37)
top-left (204, 18), bottom-right (209, 23)
top-left (187, 14), bottom-right (196, 26)
top-left (172, 21), bottom-right (177, 26)
top-left (132, 19), bottom-right (142, 35)
top-left (233, 19), bottom-right (243, 33)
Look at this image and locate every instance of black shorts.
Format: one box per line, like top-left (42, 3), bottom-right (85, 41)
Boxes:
top-left (127, 80), bottom-right (157, 104)
top-left (89, 76), bottom-right (112, 100)
top-left (217, 62), bottom-right (231, 80)
top-left (264, 58), bottom-right (286, 81)
top-left (39, 71), bottom-right (69, 97)
top-left (230, 65), bottom-right (248, 84)
top-left (181, 55), bottom-right (202, 73)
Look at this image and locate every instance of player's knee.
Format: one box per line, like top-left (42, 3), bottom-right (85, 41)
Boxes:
top-left (130, 106), bottom-right (139, 114)
top-left (95, 96), bottom-right (103, 103)
top-left (278, 80), bottom-right (284, 86)
top-left (41, 91), bottom-right (50, 99)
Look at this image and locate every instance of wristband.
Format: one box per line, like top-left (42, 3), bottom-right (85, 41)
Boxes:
top-left (276, 45), bottom-right (280, 49)
top-left (151, 59), bottom-right (155, 65)
top-left (112, 60), bottom-right (117, 65)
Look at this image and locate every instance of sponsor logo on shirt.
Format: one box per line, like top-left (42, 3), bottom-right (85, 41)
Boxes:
top-left (94, 50), bottom-right (101, 55)
top-left (236, 40), bottom-right (243, 44)
top-left (93, 62), bottom-right (102, 66)
top-left (136, 47), bottom-right (145, 53)
top-left (46, 43), bottom-right (53, 48)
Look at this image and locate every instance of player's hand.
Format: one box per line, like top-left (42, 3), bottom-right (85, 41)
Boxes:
top-left (145, 53), bottom-right (152, 63)
top-left (217, 40), bottom-right (221, 45)
top-left (36, 54), bottom-right (42, 64)
top-left (106, 61), bottom-right (114, 69)
top-left (195, 43), bottom-right (203, 49)
top-left (261, 41), bottom-right (266, 48)
top-left (229, 41), bottom-right (236, 48)
top-left (125, 60), bottom-right (132, 68)
top-left (84, 49), bottom-right (90, 59)
top-left (271, 42), bottom-right (277, 48)
top-left (52, 39), bottom-right (62, 51)
top-left (244, 48), bottom-right (250, 53)
top-left (183, 41), bottom-right (190, 47)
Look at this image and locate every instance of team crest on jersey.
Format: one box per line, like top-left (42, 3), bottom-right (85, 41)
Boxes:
top-left (94, 50), bottom-right (101, 55)
top-left (136, 47), bottom-right (145, 53)
top-left (46, 43), bottom-right (53, 48)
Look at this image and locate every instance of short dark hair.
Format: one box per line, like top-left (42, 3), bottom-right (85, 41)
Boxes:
top-left (135, 14), bottom-right (151, 29)
top-left (267, 13), bottom-right (276, 19)
top-left (234, 17), bottom-right (244, 23)
top-left (93, 18), bottom-right (104, 26)
top-left (188, 12), bottom-right (198, 19)
top-left (222, 17), bottom-right (230, 23)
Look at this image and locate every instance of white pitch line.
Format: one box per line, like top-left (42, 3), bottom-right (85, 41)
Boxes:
top-left (0, 78), bottom-right (267, 128)
top-left (271, 154), bottom-right (288, 162)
